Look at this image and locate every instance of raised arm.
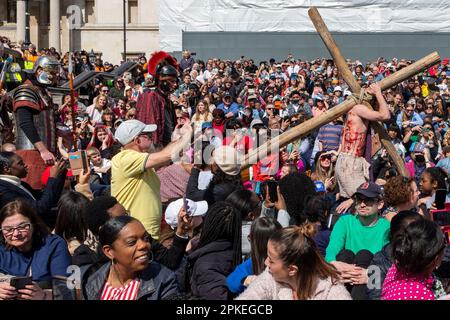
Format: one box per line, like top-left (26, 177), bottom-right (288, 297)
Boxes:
top-left (145, 121), bottom-right (193, 170)
top-left (352, 83), bottom-right (390, 122)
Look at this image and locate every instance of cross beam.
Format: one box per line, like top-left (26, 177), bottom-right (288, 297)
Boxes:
top-left (308, 7), bottom-right (408, 177)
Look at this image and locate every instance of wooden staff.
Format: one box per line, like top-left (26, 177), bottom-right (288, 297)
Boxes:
top-left (308, 6), bottom-right (409, 177)
top-left (68, 52), bottom-right (78, 151)
top-left (242, 51), bottom-right (441, 169)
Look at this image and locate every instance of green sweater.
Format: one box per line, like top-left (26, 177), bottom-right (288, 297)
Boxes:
top-left (325, 214), bottom-right (390, 263)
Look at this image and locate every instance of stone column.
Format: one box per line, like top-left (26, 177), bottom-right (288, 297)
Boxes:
top-left (16, 0), bottom-right (27, 43)
top-left (49, 0), bottom-right (61, 52)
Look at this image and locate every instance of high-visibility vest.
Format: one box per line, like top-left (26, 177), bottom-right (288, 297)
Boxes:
top-left (23, 51), bottom-right (39, 70)
top-left (5, 72), bottom-right (22, 83)
top-left (5, 63), bottom-right (23, 83)
top-left (422, 83), bottom-right (429, 98)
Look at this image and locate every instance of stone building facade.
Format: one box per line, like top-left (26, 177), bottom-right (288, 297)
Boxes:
top-left (0, 0), bottom-right (160, 64)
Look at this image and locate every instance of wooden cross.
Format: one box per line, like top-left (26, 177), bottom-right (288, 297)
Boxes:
top-left (308, 7), bottom-right (407, 176)
top-left (241, 7), bottom-right (441, 177)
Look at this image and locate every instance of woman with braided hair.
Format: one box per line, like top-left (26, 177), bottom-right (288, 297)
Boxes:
top-left (186, 201), bottom-right (242, 300)
top-left (236, 224), bottom-right (351, 300)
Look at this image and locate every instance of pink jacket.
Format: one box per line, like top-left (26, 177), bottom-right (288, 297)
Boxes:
top-left (236, 269), bottom-right (351, 300)
top-left (405, 160), bottom-right (435, 178)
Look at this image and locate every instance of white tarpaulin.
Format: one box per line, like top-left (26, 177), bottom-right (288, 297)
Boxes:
top-left (160, 0), bottom-right (450, 52)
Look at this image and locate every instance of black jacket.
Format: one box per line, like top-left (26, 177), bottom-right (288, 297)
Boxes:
top-left (151, 234), bottom-right (190, 270)
top-left (367, 243), bottom-right (393, 300)
top-left (82, 261), bottom-right (179, 300)
top-left (186, 168), bottom-right (238, 205)
top-left (0, 175), bottom-right (65, 226)
top-left (187, 239), bottom-right (234, 300)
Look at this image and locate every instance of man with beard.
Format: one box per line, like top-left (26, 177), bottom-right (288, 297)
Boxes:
top-left (325, 182), bottom-right (390, 300)
top-left (11, 55), bottom-right (61, 189)
top-left (136, 51), bottom-right (180, 147)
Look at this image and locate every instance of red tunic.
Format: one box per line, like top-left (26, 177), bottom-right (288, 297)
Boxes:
top-left (135, 89), bottom-right (174, 146)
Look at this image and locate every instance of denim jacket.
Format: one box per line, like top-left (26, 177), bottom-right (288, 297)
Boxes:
top-left (82, 261), bottom-right (179, 300)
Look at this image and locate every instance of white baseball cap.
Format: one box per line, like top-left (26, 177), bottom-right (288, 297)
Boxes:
top-left (333, 86), bottom-right (342, 92)
top-left (114, 119), bottom-right (157, 145)
top-left (164, 198), bottom-right (208, 230)
top-left (213, 145), bottom-right (242, 176)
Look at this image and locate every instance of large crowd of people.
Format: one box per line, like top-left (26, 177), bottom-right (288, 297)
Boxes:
top-left (0, 37), bottom-right (449, 300)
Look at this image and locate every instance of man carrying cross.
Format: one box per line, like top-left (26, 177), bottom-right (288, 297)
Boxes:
top-left (335, 82), bottom-right (390, 212)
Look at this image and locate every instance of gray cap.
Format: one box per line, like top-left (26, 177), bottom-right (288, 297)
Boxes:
top-left (114, 119), bottom-right (157, 145)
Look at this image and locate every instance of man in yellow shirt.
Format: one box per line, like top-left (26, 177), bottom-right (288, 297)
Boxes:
top-left (112, 119), bottom-right (192, 239)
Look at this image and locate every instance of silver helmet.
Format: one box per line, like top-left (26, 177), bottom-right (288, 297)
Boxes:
top-left (32, 55), bottom-right (60, 85)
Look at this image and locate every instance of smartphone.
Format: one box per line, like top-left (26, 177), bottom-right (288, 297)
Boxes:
top-left (435, 189), bottom-right (447, 210)
top-left (10, 276), bottom-right (32, 290)
top-left (267, 180), bottom-right (279, 203)
top-left (68, 150), bottom-right (89, 175)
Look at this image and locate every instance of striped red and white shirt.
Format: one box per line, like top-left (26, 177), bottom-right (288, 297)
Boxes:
top-left (101, 279), bottom-right (141, 300)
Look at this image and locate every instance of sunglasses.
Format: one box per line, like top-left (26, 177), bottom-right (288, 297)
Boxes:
top-left (354, 196), bottom-right (378, 206)
top-left (138, 132), bottom-right (152, 139)
top-left (320, 154), bottom-right (332, 160)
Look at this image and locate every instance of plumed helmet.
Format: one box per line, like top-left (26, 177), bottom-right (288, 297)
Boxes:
top-left (32, 55), bottom-right (60, 85)
top-left (148, 51), bottom-right (179, 79)
top-left (159, 64), bottom-right (178, 78)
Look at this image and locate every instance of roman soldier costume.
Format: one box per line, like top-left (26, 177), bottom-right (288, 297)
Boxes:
top-left (12, 55), bottom-right (60, 189)
top-left (135, 51), bottom-right (179, 147)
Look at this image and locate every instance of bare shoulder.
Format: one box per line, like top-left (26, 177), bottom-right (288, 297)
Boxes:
top-left (351, 104), bottom-right (368, 116)
top-left (350, 103), bottom-right (385, 122)
top-left (347, 105), bottom-right (366, 122)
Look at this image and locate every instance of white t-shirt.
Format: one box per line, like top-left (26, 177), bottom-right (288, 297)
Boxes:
top-left (198, 170), bottom-right (214, 190)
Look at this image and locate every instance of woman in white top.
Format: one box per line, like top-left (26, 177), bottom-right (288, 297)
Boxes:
top-left (86, 94), bottom-right (109, 124)
top-left (192, 99), bottom-right (213, 133)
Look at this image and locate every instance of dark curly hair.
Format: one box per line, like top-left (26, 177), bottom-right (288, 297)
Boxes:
top-left (384, 176), bottom-right (415, 207)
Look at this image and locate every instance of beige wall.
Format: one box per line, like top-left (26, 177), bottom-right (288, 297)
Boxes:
top-left (71, 25), bottom-right (159, 64)
top-left (139, 0), bottom-right (159, 25)
top-left (0, 0), bottom-right (160, 64)
top-left (0, 0), bottom-right (21, 45)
